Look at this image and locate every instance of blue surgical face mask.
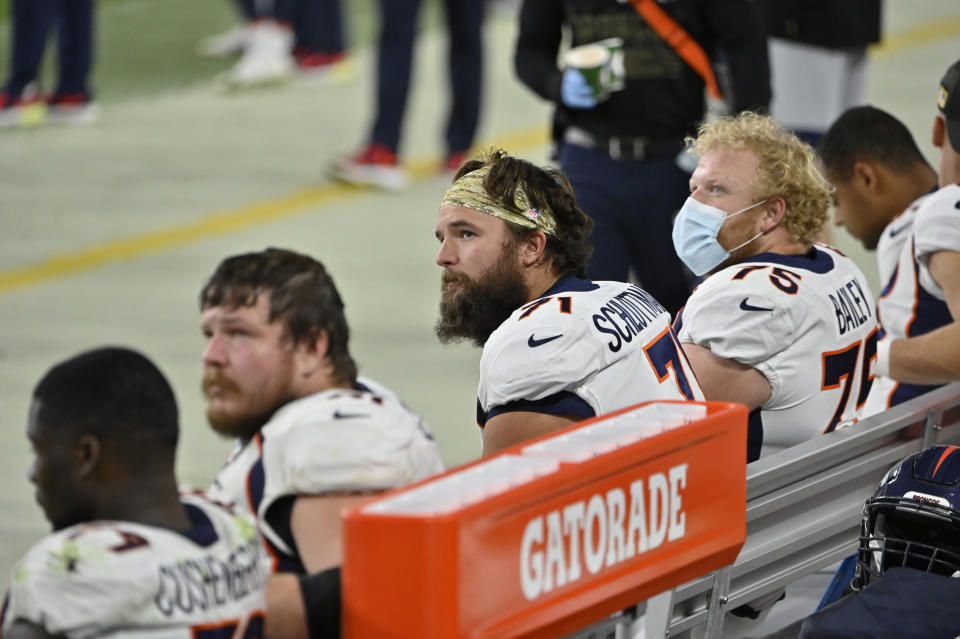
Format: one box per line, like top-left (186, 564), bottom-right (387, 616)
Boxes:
top-left (671, 197), bottom-right (768, 276)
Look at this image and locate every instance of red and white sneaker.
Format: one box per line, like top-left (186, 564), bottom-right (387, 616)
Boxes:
top-left (0, 90), bottom-right (45, 129)
top-left (332, 144), bottom-right (408, 190)
top-left (443, 150), bottom-right (471, 181)
top-left (218, 20), bottom-right (295, 89)
top-left (197, 23), bottom-right (253, 58)
top-left (294, 49), bottom-right (356, 85)
top-left (46, 92), bottom-right (99, 126)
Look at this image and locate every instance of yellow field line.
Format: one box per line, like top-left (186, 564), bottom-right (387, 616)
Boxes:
top-left (870, 14), bottom-right (960, 59)
top-left (3, 10), bottom-right (957, 298)
top-left (0, 126), bottom-right (549, 296)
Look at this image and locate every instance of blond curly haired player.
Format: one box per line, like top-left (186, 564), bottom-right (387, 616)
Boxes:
top-left (673, 112), bottom-right (878, 463)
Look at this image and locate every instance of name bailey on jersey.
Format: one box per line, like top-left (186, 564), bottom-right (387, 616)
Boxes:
top-left (830, 278), bottom-right (872, 335)
top-left (155, 538), bottom-right (266, 616)
top-left (592, 286), bottom-right (667, 353)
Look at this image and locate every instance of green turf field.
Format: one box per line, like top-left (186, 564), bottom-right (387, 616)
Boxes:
top-left (0, 0), bottom-right (445, 100)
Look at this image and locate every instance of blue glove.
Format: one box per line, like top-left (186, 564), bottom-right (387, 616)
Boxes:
top-left (561, 68), bottom-right (598, 109)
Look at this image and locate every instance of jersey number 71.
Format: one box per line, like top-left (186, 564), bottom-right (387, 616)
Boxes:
top-left (643, 327), bottom-right (697, 400)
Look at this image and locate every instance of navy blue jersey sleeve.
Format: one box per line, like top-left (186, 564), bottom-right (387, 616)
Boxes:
top-left (479, 391), bottom-right (595, 427)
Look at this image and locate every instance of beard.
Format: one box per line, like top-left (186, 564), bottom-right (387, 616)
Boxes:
top-left (202, 370), bottom-right (287, 440)
top-left (435, 251), bottom-right (530, 347)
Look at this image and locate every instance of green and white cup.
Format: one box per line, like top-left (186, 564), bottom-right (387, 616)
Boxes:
top-left (596, 37), bottom-right (626, 92)
top-left (563, 43), bottom-right (613, 101)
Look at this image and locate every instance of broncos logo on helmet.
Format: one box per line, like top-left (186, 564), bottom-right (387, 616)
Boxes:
top-left (853, 444), bottom-right (960, 590)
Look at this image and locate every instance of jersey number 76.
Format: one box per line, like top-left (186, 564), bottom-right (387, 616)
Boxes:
top-left (821, 327), bottom-right (878, 433)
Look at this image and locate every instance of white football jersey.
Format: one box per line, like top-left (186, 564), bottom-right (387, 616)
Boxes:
top-left (1, 493), bottom-right (268, 639)
top-left (863, 185), bottom-right (960, 414)
top-left (874, 198), bottom-right (921, 293)
top-left (207, 377), bottom-right (444, 571)
top-left (477, 277), bottom-right (704, 427)
top-left (676, 245), bottom-right (878, 461)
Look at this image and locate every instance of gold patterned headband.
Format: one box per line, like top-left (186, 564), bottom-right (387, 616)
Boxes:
top-left (440, 165), bottom-right (558, 237)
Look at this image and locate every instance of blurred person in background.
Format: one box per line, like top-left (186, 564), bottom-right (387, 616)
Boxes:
top-left (513, 0), bottom-right (770, 317)
top-left (0, 0), bottom-right (98, 129)
top-left (765, 0), bottom-right (882, 146)
top-left (198, 0), bottom-right (352, 88)
top-left (332, 0), bottom-right (486, 190)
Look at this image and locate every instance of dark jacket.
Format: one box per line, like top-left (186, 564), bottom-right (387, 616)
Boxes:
top-left (765, 0), bottom-right (882, 49)
top-left (799, 568), bottom-right (960, 639)
top-left (514, 0), bottom-right (771, 141)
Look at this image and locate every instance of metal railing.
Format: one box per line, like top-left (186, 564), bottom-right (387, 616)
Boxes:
top-left (569, 382), bottom-right (960, 639)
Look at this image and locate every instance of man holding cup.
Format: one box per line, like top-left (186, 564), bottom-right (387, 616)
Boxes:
top-left (561, 39), bottom-right (624, 106)
top-left (513, 0), bottom-right (770, 317)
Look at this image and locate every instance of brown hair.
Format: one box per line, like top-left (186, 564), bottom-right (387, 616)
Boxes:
top-left (454, 149), bottom-right (594, 278)
top-left (200, 248), bottom-right (357, 385)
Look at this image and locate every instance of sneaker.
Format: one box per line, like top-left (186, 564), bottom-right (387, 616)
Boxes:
top-left (294, 50), bottom-right (357, 86)
top-left (443, 150), bottom-right (470, 180)
top-left (0, 89), bottom-right (45, 129)
top-left (217, 20), bottom-right (294, 89)
top-left (332, 144), bottom-right (408, 190)
top-left (197, 23), bottom-right (253, 58)
top-left (46, 92), bottom-right (99, 126)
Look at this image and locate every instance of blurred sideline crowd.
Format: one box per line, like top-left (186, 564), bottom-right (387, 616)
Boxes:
top-left (4, 0), bottom-right (960, 638)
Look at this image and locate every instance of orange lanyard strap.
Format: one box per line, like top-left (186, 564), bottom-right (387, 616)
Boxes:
top-left (626, 0), bottom-right (723, 100)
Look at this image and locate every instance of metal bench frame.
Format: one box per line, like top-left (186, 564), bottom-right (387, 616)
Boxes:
top-left (568, 382), bottom-right (960, 639)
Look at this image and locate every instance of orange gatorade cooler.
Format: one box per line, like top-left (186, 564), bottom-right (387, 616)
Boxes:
top-left (343, 400), bottom-right (748, 639)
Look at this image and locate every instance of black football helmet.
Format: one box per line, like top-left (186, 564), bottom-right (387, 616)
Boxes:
top-left (853, 444), bottom-right (960, 590)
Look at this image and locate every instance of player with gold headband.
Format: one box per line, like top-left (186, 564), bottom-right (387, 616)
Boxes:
top-left (434, 149), bottom-right (704, 457)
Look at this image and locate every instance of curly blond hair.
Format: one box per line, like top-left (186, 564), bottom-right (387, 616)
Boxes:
top-left (687, 112), bottom-right (831, 245)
